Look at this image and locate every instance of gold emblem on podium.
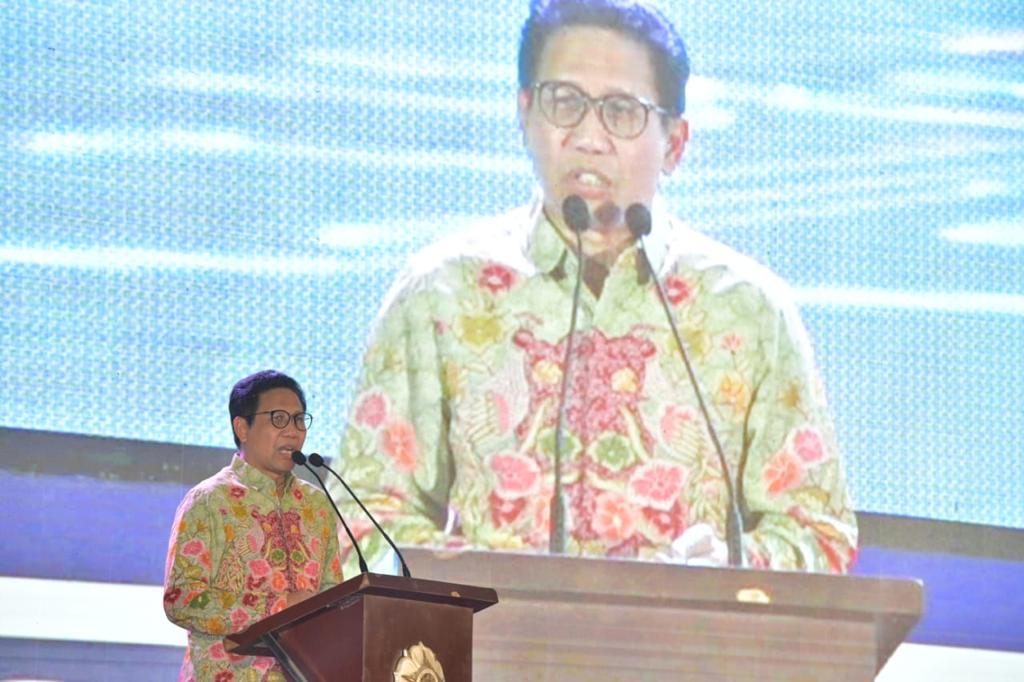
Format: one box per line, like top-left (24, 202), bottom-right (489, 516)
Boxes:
top-left (393, 641), bottom-right (445, 682)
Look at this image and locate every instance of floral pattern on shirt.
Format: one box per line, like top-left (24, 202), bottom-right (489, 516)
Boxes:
top-left (332, 199), bottom-right (857, 573)
top-left (164, 455), bottom-right (345, 681)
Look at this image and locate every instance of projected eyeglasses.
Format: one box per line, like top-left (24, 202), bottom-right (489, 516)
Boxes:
top-left (532, 80), bottom-right (673, 140)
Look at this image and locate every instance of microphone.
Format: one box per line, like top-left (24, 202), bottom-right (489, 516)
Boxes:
top-left (624, 203), bottom-right (652, 238)
top-left (306, 453), bottom-right (412, 579)
top-left (549, 195), bottom-right (590, 554)
top-left (562, 194), bottom-right (590, 234)
top-left (292, 450), bottom-right (369, 574)
top-left (625, 203), bottom-right (746, 568)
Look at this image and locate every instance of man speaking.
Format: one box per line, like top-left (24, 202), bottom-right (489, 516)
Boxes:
top-left (164, 370), bottom-right (345, 680)
top-left (333, 0), bottom-right (857, 574)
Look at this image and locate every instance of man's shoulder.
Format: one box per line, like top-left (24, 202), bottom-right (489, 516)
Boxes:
top-left (664, 219), bottom-right (795, 311)
top-left (380, 204), bottom-right (537, 307)
top-left (178, 463), bottom-right (239, 509)
top-left (407, 204), bottom-right (534, 276)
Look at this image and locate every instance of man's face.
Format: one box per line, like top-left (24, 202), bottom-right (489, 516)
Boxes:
top-left (233, 387), bottom-right (306, 483)
top-left (519, 26), bottom-right (688, 251)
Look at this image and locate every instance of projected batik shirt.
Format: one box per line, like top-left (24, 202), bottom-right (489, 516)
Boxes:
top-left (333, 197), bottom-right (857, 574)
top-left (164, 455), bottom-right (344, 682)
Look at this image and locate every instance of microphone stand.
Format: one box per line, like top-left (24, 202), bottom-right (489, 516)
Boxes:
top-left (626, 204), bottom-right (746, 568)
top-left (292, 451), bottom-right (369, 574)
top-left (549, 195), bottom-right (590, 554)
top-left (308, 453), bottom-right (412, 578)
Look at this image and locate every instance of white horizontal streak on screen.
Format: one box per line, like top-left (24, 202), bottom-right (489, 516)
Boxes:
top-left (21, 129), bottom-right (532, 173)
top-left (887, 71), bottom-right (1024, 100)
top-left (689, 187), bottom-right (1008, 232)
top-left (944, 31), bottom-right (1024, 56)
top-left (317, 218), bottom-right (473, 248)
top-left (687, 139), bottom-right (1024, 184)
top-left (148, 69), bottom-right (512, 119)
top-left (940, 219), bottom-right (1024, 247)
top-left (961, 180), bottom-right (1014, 200)
top-left (796, 286), bottom-right (1024, 316)
top-left (765, 85), bottom-right (1024, 130)
top-left (0, 246), bottom-right (405, 274)
top-left (297, 47), bottom-right (509, 84)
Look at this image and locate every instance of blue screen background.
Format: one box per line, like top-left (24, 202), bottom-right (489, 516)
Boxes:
top-left (2, 0), bottom-right (1022, 529)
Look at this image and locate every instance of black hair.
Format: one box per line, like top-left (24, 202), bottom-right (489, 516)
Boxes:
top-left (518, 0), bottom-right (690, 116)
top-left (228, 370), bottom-right (306, 448)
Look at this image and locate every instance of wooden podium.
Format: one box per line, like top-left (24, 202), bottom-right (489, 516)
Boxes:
top-left (404, 547), bottom-right (923, 682)
top-left (228, 572), bottom-right (497, 681)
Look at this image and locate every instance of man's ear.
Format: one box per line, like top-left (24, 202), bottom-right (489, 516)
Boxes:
top-left (232, 416), bottom-right (249, 449)
top-left (662, 117), bottom-right (689, 174)
top-left (517, 88), bottom-right (532, 136)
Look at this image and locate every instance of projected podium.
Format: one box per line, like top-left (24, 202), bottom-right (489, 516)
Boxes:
top-left (228, 572), bottom-right (498, 681)
top-left (405, 547), bottom-right (922, 681)
top-left (230, 548), bottom-right (921, 681)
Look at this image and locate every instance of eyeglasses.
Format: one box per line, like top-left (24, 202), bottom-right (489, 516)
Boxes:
top-left (532, 80), bottom-right (672, 140)
top-left (247, 410), bottom-right (313, 431)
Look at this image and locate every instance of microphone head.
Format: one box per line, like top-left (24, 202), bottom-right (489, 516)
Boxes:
top-left (308, 452), bottom-right (324, 467)
top-left (593, 200), bottom-right (621, 228)
top-left (561, 194), bottom-right (590, 234)
top-left (290, 450), bottom-right (307, 465)
top-left (625, 203), bottom-right (652, 238)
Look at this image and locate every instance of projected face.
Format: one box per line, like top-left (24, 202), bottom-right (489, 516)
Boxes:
top-left (233, 387), bottom-right (306, 485)
top-left (519, 26), bottom-right (688, 252)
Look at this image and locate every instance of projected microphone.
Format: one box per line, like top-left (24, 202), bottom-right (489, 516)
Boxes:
top-left (549, 194), bottom-right (590, 554)
top-left (626, 203), bottom-right (746, 568)
top-left (624, 203), bottom-right (652, 239)
top-left (563, 194), bottom-right (590, 234)
top-left (306, 452), bottom-right (412, 579)
top-left (291, 450), bottom-right (369, 574)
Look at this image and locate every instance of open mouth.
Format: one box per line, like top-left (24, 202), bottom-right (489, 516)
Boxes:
top-left (570, 169), bottom-right (611, 189)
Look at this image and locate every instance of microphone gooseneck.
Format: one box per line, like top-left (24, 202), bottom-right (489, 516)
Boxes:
top-left (307, 453), bottom-right (412, 578)
top-left (549, 194), bottom-right (590, 554)
top-left (293, 450), bottom-right (369, 574)
top-left (625, 203), bottom-right (746, 568)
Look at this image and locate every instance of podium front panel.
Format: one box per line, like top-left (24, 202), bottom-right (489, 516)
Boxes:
top-left (474, 593), bottom-right (876, 681)
top-left (363, 594), bottom-right (473, 682)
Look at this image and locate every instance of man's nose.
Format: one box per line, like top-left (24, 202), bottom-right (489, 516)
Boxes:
top-left (570, 105), bottom-right (613, 152)
top-left (281, 417), bottom-right (302, 436)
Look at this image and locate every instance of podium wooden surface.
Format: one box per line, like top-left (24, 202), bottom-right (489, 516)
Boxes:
top-left (228, 572), bottom-right (497, 682)
top-left (402, 547), bottom-right (923, 682)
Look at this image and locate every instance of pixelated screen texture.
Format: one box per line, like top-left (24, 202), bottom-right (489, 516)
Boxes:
top-left (1, 0), bottom-right (1022, 528)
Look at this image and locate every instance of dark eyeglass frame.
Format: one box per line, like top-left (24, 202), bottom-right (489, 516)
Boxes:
top-left (246, 410), bottom-right (313, 431)
top-left (532, 80), bottom-right (674, 140)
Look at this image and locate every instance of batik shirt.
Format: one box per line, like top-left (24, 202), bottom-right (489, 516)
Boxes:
top-left (334, 197), bottom-right (857, 574)
top-left (164, 455), bottom-right (345, 681)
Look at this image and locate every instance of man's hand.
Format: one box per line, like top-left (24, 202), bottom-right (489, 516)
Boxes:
top-left (657, 523), bottom-right (729, 567)
top-left (286, 590), bottom-right (315, 607)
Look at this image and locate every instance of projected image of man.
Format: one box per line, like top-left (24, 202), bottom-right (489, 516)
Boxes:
top-left (332, 0), bottom-right (857, 573)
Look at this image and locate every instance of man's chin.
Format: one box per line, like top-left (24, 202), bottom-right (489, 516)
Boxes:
top-left (274, 453), bottom-right (298, 473)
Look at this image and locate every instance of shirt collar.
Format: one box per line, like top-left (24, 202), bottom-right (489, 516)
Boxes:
top-left (641, 194), bottom-right (673, 276)
top-left (525, 191), bottom-right (567, 275)
top-left (231, 452), bottom-right (293, 494)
